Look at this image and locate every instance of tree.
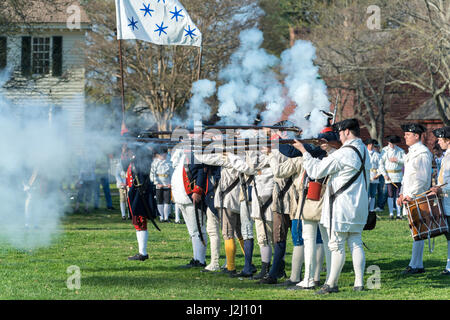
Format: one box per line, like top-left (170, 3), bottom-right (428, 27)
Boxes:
top-left (387, 0), bottom-right (450, 125)
top-left (83, 0), bottom-right (261, 131)
top-left (306, 0), bottom-right (400, 143)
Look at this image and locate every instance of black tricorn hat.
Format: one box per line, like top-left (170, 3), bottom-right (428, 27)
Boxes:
top-left (401, 123), bottom-right (426, 134)
top-left (332, 118), bottom-right (359, 132)
top-left (253, 113), bottom-right (262, 125)
top-left (365, 138), bottom-right (378, 145)
top-left (432, 126), bottom-right (450, 139)
top-left (385, 135), bottom-right (401, 144)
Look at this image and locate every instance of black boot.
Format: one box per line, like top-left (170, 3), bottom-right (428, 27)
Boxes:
top-left (253, 262), bottom-right (270, 280)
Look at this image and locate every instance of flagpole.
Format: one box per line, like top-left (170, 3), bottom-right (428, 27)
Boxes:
top-left (118, 38), bottom-right (126, 124)
top-left (197, 46), bottom-right (202, 81)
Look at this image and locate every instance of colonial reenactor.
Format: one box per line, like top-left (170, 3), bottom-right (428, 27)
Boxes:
top-left (115, 158), bottom-right (129, 220)
top-left (259, 128), bottom-right (298, 285)
top-left (293, 118), bottom-right (371, 294)
top-left (194, 151), bottom-right (244, 276)
top-left (171, 147), bottom-right (208, 268)
top-left (202, 164), bottom-right (222, 272)
top-left (150, 146), bottom-right (173, 223)
top-left (397, 123), bottom-right (433, 275)
top-left (127, 144), bottom-right (160, 261)
top-left (220, 144), bottom-right (275, 280)
top-left (378, 135), bottom-right (405, 220)
top-left (429, 126), bottom-right (450, 275)
top-left (366, 139), bottom-right (382, 213)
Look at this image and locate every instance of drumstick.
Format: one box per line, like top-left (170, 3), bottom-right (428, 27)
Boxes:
top-left (413, 183), bottom-right (448, 198)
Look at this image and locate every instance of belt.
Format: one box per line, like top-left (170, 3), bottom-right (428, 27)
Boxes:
top-left (387, 170), bottom-right (402, 173)
top-left (370, 169), bottom-right (378, 172)
top-left (157, 174), bottom-right (169, 177)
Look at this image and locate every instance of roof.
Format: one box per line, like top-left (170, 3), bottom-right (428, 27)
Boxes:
top-left (406, 97), bottom-right (450, 120)
top-left (2, 0), bottom-right (90, 25)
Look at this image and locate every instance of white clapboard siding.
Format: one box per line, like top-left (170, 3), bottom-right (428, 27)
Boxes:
top-left (0, 29), bottom-right (88, 154)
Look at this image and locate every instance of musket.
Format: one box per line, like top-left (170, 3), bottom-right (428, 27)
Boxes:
top-left (139, 125), bottom-right (302, 136)
top-left (332, 93), bottom-right (339, 125)
top-left (239, 173), bottom-right (252, 223)
top-left (133, 137), bottom-right (342, 148)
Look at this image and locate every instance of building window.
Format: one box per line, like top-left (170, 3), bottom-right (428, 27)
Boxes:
top-left (32, 37), bottom-right (50, 75)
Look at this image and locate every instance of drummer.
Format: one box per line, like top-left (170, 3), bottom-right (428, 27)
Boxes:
top-left (429, 126), bottom-right (450, 276)
top-left (397, 123), bottom-right (433, 275)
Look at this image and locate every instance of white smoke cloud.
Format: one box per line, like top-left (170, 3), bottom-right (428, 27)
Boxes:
top-left (281, 40), bottom-right (330, 138)
top-left (186, 30), bottom-right (331, 137)
top-left (216, 28), bottom-right (283, 125)
top-left (0, 69), bottom-right (123, 250)
top-left (187, 79), bottom-right (216, 121)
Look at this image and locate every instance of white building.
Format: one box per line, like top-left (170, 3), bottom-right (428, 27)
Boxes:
top-left (0, 0), bottom-right (91, 149)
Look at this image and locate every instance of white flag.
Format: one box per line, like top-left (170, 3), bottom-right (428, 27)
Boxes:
top-left (115, 0), bottom-right (202, 47)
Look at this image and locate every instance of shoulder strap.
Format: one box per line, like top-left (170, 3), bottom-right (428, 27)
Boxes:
top-left (220, 176), bottom-right (241, 197)
top-left (328, 144), bottom-right (367, 237)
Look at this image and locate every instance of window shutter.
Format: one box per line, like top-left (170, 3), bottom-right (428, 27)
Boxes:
top-left (52, 36), bottom-right (63, 76)
top-left (21, 36), bottom-right (31, 76)
top-left (0, 37), bottom-right (6, 70)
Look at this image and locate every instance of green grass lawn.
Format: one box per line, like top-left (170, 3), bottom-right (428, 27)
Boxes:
top-left (0, 189), bottom-right (449, 300)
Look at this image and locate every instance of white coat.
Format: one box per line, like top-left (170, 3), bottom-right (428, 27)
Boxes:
top-left (400, 142), bottom-right (433, 199)
top-left (368, 150), bottom-right (381, 183)
top-left (170, 149), bottom-right (191, 205)
top-left (302, 138), bottom-right (371, 233)
top-left (438, 151), bottom-right (450, 216)
top-left (378, 145), bottom-right (405, 183)
top-left (227, 151), bottom-right (274, 221)
top-left (267, 151), bottom-right (298, 216)
top-left (194, 153), bottom-right (241, 213)
top-left (150, 158), bottom-right (172, 187)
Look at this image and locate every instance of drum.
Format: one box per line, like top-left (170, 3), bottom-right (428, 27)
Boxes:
top-left (406, 194), bottom-right (449, 241)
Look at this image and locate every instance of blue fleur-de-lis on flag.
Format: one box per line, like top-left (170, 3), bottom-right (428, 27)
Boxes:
top-left (170, 6), bottom-right (184, 22)
top-left (154, 21), bottom-right (168, 36)
top-left (184, 25), bottom-right (197, 39)
top-left (128, 16), bottom-right (139, 30)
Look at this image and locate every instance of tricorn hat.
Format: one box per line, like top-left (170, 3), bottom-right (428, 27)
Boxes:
top-left (401, 123), bottom-right (426, 134)
top-left (365, 138), bottom-right (378, 145)
top-left (432, 126), bottom-right (450, 139)
top-left (385, 135), bottom-right (401, 144)
top-left (332, 118), bottom-right (359, 132)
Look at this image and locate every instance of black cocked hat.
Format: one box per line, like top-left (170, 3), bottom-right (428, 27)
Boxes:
top-left (401, 123), bottom-right (426, 134)
top-left (432, 126), bottom-right (450, 139)
top-left (332, 118), bottom-right (359, 132)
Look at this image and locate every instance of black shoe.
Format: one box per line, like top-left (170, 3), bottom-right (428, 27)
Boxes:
top-left (250, 264), bottom-right (257, 274)
top-left (396, 216), bottom-right (402, 220)
top-left (180, 258), bottom-right (198, 269)
top-left (353, 286), bottom-right (365, 292)
top-left (389, 215), bottom-right (394, 220)
top-left (402, 266), bottom-right (425, 274)
top-left (230, 269), bottom-right (254, 278)
top-left (128, 253), bottom-right (148, 261)
top-left (259, 275), bottom-right (277, 284)
top-left (441, 269), bottom-right (450, 275)
top-left (253, 262), bottom-right (270, 280)
top-left (411, 268), bottom-right (425, 274)
top-left (228, 270), bottom-right (237, 277)
top-left (277, 279), bottom-right (299, 287)
top-left (122, 216), bottom-right (127, 220)
top-left (315, 284), bottom-right (339, 295)
top-left (402, 266), bottom-right (414, 274)
top-left (127, 216), bottom-right (131, 220)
